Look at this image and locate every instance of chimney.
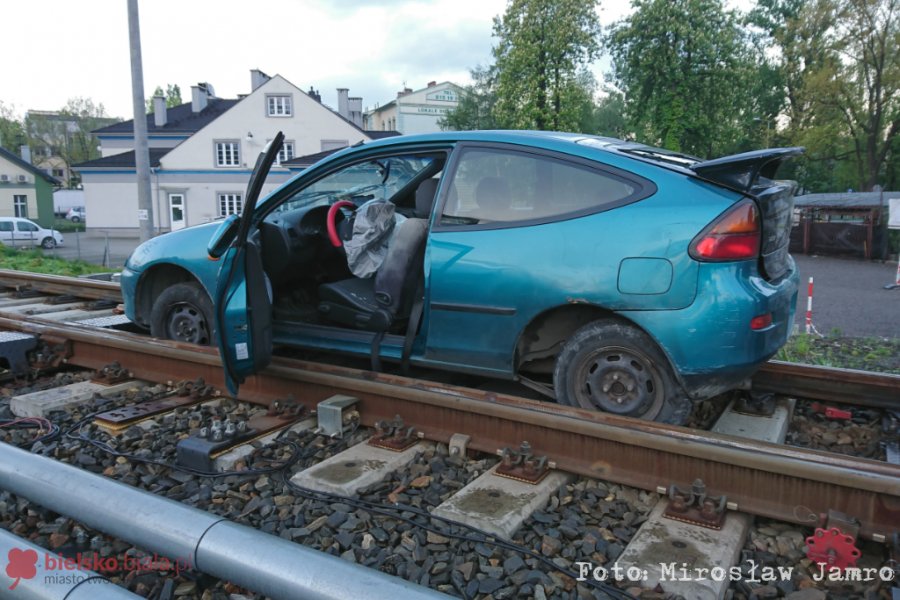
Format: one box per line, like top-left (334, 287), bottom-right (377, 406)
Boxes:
top-left (308, 86), bottom-right (322, 103)
top-left (153, 95), bottom-right (167, 127)
top-left (337, 88), bottom-right (350, 119)
top-left (397, 87), bottom-right (413, 98)
top-left (19, 145), bottom-right (31, 165)
top-left (427, 81), bottom-right (436, 87)
top-left (348, 97), bottom-right (363, 128)
top-left (191, 84), bottom-right (209, 113)
top-left (250, 69), bottom-right (271, 92)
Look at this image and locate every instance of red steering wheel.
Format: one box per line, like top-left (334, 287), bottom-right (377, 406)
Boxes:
top-left (326, 200), bottom-right (356, 247)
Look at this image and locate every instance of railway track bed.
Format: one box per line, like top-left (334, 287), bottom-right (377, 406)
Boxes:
top-left (0, 270), bottom-right (896, 600)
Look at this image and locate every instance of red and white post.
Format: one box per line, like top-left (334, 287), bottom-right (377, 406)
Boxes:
top-left (886, 255), bottom-right (900, 290)
top-left (805, 277), bottom-right (814, 334)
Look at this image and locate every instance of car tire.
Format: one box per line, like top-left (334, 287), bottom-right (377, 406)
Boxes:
top-left (553, 319), bottom-right (690, 424)
top-left (41, 237), bottom-right (56, 249)
top-left (70, 216), bottom-right (81, 223)
top-left (149, 282), bottom-right (215, 346)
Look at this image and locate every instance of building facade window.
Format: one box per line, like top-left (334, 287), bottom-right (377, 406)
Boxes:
top-left (218, 193), bottom-right (243, 216)
top-left (277, 142), bottom-right (295, 165)
top-left (266, 95), bottom-right (293, 117)
top-left (13, 195), bottom-right (27, 218)
top-left (52, 168), bottom-right (65, 178)
top-left (215, 141), bottom-right (241, 167)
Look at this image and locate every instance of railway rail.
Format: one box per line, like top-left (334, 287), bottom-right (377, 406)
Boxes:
top-left (0, 269), bottom-right (897, 599)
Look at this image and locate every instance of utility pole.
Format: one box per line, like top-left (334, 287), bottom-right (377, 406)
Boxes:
top-left (127, 0), bottom-right (154, 242)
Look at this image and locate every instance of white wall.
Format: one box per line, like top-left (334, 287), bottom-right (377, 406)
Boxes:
top-left (162, 75), bottom-right (368, 168)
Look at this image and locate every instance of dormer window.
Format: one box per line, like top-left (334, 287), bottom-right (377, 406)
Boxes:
top-left (267, 95), bottom-right (292, 117)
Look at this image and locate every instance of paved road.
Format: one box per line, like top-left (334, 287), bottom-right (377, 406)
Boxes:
top-left (792, 254), bottom-right (899, 338)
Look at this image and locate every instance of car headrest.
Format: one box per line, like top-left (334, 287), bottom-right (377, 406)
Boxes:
top-left (415, 178), bottom-right (440, 218)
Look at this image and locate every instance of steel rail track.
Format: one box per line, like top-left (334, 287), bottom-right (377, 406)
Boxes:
top-left (0, 269), bottom-right (120, 303)
top-left (0, 315), bottom-right (896, 543)
top-left (0, 269), bottom-right (896, 409)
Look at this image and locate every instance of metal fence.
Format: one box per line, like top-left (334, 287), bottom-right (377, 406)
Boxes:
top-left (4, 231), bottom-right (133, 269)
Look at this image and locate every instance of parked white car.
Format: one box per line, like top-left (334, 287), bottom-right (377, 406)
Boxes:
top-left (66, 207), bottom-right (85, 223)
top-left (0, 218), bottom-right (64, 249)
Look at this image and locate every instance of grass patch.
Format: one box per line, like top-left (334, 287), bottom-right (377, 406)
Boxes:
top-left (52, 219), bottom-right (86, 233)
top-left (776, 333), bottom-right (900, 374)
top-left (0, 245), bottom-right (111, 277)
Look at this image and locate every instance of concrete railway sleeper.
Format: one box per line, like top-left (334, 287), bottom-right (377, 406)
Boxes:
top-left (0, 367), bottom-right (897, 598)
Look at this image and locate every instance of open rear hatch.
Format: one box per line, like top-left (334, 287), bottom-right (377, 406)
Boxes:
top-left (692, 148), bottom-right (804, 281)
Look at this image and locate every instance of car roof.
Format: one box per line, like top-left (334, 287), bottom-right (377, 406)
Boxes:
top-left (333, 130), bottom-right (701, 176)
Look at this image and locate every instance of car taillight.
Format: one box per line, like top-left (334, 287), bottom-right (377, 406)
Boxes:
top-left (689, 199), bottom-right (760, 261)
top-left (750, 313), bottom-right (772, 330)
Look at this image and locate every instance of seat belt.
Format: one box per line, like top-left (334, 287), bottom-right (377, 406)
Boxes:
top-left (370, 330), bottom-right (385, 372)
top-left (401, 278), bottom-right (425, 374)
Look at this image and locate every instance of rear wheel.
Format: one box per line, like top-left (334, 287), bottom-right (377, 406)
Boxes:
top-left (149, 282), bottom-right (214, 345)
top-left (553, 320), bottom-right (690, 424)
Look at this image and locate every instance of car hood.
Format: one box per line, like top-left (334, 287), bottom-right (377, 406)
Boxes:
top-left (126, 221), bottom-right (223, 272)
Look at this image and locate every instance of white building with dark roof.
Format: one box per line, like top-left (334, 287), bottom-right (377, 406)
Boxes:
top-left (75, 70), bottom-right (376, 236)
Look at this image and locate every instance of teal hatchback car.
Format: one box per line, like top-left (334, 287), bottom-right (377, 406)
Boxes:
top-left (121, 131), bottom-right (800, 424)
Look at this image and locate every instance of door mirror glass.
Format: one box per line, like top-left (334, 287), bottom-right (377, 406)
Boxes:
top-left (207, 214), bottom-right (240, 258)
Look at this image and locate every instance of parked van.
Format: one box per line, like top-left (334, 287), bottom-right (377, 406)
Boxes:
top-left (0, 218), bottom-right (64, 249)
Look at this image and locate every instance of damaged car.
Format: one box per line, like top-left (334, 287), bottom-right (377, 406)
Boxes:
top-left (121, 131), bottom-right (801, 424)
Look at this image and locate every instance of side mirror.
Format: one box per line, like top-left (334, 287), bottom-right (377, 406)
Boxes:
top-left (207, 214), bottom-right (240, 259)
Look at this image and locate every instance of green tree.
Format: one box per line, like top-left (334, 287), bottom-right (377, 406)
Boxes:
top-left (439, 65), bottom-right (500, 130)
top-left (145, 84), bottom-right (183, 112)
top-left (0, 101), bottom-right (25, 151)
top-left (26, 98), bottom-right (115, 187)
top-left (491, 0), bottom-right (602, 131)
top-left (590, 91), bottom-right (631, 139)
top-left (607, 0), bottom-right (755, 157)
top-left (820, 0), bottom-right (900, 191)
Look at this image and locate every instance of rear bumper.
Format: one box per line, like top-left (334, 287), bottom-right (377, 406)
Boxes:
top-left (621, 257), bottom-right (799, 399)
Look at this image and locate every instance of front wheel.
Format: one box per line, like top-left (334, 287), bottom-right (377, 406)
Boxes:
top-left (149, 282), bottom-right (215, 345)
top-left (553, 320), bottom-right (690, 424)
top-left (41, 237), bottom-right (56, 249)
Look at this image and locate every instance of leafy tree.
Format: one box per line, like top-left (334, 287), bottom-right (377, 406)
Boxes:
top-left (26, 98), bottom-right (115, 187)
top-left (440, 65), bottom-right (500, 130)
top-left (491, 0), bottom-right (602, 131)
top-left (0, 101), bottom-right (25, 151)
top-left (607, 0), bottom-right (756, 157)
top-left (145, 84), bottom-right (184, 112)
top-left (590, 91), bottom-right (631, 139)
top-left (819, 0), bottom-right (900, 191)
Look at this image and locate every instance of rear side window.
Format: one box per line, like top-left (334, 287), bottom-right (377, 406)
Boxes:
top-left (440, 147), bottom-right (648, 227)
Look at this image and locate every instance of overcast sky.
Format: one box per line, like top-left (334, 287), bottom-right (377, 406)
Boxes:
top-left (1, 0), bottom-right (748, 121)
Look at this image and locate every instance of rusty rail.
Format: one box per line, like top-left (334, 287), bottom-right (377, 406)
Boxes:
top-left (0, 270), bottom-right (896, 408)
top-left (0, 269), bottom-right (121, 303)
top-left (755, 360), bottom-right (899, 409)
top-left (0, 315), bottom-right (897, 542)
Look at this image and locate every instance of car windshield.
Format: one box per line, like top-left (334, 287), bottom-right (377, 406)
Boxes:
top-left (276, 155), bottom-right (437, 213)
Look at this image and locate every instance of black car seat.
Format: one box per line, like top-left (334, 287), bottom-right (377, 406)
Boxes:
top-left (317, 178), bottom-right (439, 332)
